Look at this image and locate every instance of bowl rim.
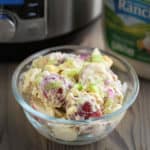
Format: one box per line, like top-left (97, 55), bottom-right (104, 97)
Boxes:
top-left (12, 45), bottom-right (139, 124)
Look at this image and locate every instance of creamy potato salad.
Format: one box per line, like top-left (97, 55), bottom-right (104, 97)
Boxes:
top-left (20, 49), bottom-right (125, 120)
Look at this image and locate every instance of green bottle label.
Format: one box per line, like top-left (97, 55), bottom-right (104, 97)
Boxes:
top-left (105, 0), bottom-right (150, 63)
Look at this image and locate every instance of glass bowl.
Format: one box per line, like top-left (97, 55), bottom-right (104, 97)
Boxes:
top-left (12, 45), bottom-right (139, 145)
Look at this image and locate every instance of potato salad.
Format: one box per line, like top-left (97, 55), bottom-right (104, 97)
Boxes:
top-left (20, 49), bottom-right (125, 120)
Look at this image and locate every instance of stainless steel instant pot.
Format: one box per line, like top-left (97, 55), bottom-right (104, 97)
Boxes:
top-left (0, 0), bottom-right (102, 43)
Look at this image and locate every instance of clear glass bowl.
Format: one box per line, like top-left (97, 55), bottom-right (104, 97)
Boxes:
top-left (12, 45), bottom-right (139, 145)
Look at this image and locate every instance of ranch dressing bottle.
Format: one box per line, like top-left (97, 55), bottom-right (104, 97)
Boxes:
top-left (104, 0), bottom-right (150, 79)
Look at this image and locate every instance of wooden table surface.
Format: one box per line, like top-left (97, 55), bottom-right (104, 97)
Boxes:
top-left (0, 18), bottom-right (150, 150)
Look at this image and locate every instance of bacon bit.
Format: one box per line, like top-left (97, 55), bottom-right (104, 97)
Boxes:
top-left (90, 111), bottom-right (102, 118)
top-left (82, 102), bottom-right (92, 113)
top-left (78, 102), bottom-right (102, 119)
top-left (57, 88), bottom-right (63, 94)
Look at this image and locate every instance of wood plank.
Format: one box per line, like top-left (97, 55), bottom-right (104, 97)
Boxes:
top-left (0, 64), bottom-right (9, 150)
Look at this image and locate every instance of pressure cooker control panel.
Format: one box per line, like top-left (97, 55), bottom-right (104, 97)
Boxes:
top-left (0, 0), bottom-right (47, 42)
